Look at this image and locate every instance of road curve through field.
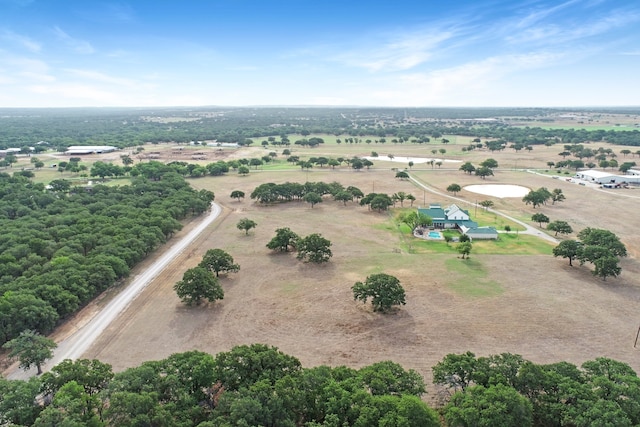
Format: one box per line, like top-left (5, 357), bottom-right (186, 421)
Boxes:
top-left (6, 202), bottom-right (222, 380)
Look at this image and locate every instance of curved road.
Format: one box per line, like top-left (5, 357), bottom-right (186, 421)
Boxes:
top-left (6, 202), bottom-right (222, 380)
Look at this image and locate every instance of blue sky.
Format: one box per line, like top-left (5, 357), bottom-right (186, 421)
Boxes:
top-left (1, 0), bottom-right (639, 108)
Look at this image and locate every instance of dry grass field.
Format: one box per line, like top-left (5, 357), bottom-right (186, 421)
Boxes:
top-left (58, 138), bottom-right (640, 398)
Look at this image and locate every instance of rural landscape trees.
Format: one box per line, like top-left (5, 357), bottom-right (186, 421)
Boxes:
top-left (2, 107), bottom-right (640, 425)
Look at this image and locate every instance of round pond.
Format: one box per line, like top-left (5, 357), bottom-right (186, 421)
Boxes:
top-left (463, 184), bottom-right (530, 198)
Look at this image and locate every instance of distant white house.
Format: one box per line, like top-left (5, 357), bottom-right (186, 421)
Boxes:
top-left (65, 145), bottom-right (118, 155)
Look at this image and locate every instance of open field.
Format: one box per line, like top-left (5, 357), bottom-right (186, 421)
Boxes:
top-left (65, 147), bottom-right (640, 397)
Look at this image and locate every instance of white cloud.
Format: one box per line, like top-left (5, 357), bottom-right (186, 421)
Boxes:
top-left (63, 69), bottom-right (136, 87)
top-left (1, 56), bottom-right (55, 82)
top-left (1, 30), bottom-right (41, 52)
top-left (506, 7), bottom-right (640, 46)
top-left (333, 27), bottom-right (458, 72)
top-left (367, 51), bottom-right (567, 105)
top-left (53, 26), bottom-right (94, 54)
top-left (28, 83), bottom-right (118, 102)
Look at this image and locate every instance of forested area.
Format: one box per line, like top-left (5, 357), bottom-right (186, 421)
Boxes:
top-left (1, 107), bottom-right (639, 150)
top-left (0, 166), bottom-right (214, 345)
top-left (1, 345), bottom-right (639, 426)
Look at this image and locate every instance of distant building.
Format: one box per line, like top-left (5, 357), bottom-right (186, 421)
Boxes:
top-left (65, 145), bottom-right (118, 155)
top-left (574, 169), bottom-right (640, 185)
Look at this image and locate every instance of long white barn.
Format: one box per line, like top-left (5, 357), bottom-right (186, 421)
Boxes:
top-left (65, 146), bottom-right (119, 155)
top-left (574, 169), bottom-right (640, 185)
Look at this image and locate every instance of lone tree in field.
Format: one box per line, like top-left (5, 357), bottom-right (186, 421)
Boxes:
top-left (457, 241), bottom-right (473, 259)
top-left (3, 329), bottom-right (57, 375)
top-left (174, 267), bottom-right (223, 305)
top-left (266, 227), bottom-right (300, 252)
top-left (236, 217), bottom-right (257, 235)
top-left (199, 248), bottom-right (240, 277)
top-left (447, 183), bottom-right (462, 195)
top-left (296, 233), bottom-right (332, 263)
top-left (551, 188), bottom-right (566, 204)
top-left (531, 213), bottom-right (550, 228)
top-left (547, 220), bottom-right (573, 236)
top-left (395, 171), bottom-right (409, 179)
top-left (352, 273), bottom-right (406, 313)
top-left (230, 190), bottom-right (245, 201)
top-left (479, 200), bottom-right (494, 211)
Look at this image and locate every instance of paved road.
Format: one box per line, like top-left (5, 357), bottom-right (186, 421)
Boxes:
top-left (409, 176), bottom-right (559, 244)
top-left (6, 203), bottom-right (222, 380)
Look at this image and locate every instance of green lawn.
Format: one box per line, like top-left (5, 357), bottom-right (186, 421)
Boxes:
top-left (384, 211), bottom-right (553, 255)
top-left (444, 258), bottom-right (503, 297)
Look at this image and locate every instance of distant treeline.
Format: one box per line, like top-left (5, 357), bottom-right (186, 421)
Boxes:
top-left (0, 107), bottom-right (639, 149)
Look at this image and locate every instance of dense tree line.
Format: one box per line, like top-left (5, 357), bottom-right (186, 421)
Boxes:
top-left (1, 107), bottom-right (639, 151)
top-left (433, 351), bottom-right (640, 426)
top-left (250, 181), bottom-right (363, 205)
top-left (2, 345), bottom-right (639, 426)
top-left (0, 170), bottom-right (214, 345)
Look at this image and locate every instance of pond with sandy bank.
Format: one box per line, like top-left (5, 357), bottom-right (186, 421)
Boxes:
top-left (363, 156), bottom-right (462, 164)
top-left (464, 184), bottom-right (530, 198)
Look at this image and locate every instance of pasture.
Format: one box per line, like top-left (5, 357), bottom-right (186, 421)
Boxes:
top-left (55, 142), bottom-right (640, 396)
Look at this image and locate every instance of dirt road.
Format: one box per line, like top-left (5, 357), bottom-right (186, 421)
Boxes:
top-left (5, 203), bottom-right (222, 380)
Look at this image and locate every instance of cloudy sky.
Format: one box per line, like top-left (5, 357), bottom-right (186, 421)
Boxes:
top-left (1, 0), bottom-right (639, 108)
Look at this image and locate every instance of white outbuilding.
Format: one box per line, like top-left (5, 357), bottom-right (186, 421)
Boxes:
top-left (65, 145), bottom-right (118, 155)
top-left (574, 169), bottom-right (640, 185)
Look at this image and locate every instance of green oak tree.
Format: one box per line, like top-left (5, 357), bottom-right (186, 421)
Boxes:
top-left (236, 217), bottom-right (257, 235)
top-left (2, 330), bottom-right (57, 375)
top-left (266, 227), bottom-right (299, 252)
top-left (199, 248), bottom-right (240, 277)
top-left (552, 240), bottom-right (582, 266)
top-left (457, 241), bottom-right (472, 259)
top-left (475, 166), bottom-right (494, 179)
top-left (531, 213), bottom-right (550, 228)
top-left (173, 267), bottom-right (223, 306)
top-left (296, 233), bottom-right (332, 263)
top-left (352, 273), bottom-right (406, 313)
top-left (230, 190), bottom-right (245, 201)
top-left (444, 384), bottom-right (533, 427)
top-left (303, 192), bottom-right (323, 208)
top-left (447, 183), bottom-right (462, 195)
top-left (547, 220), bottom-right (573, 236)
